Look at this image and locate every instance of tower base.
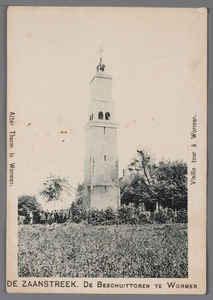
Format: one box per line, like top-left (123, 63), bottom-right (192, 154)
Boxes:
top-left (83, 185), bottom-right (120, 210)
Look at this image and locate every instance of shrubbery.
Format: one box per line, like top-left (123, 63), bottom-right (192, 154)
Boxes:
top-left (177, 208), bottom-right (188, 223)
top-left (87, 208), bottom-right (117, 225)
top-left (151, 208), bottom-right (173, 224)
top-left (19, 199), bottom-right (188, 225)
top-left (71, 202), bottom-right (87, 223)
top-left (68, 204), bottom-right (187, 225)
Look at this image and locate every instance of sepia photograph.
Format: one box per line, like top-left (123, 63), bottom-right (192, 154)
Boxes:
top-left (7, 6), bottom-right (207, 294)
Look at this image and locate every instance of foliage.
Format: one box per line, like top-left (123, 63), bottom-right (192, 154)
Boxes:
top-left (120, 174), bottom-right (151, 207)
top-left (18, 195), bottom-right (42, 223)
top-left (70, 202), bottom-right (87, 223)
top-left (156, 160), bottom-right (187, 210)
top-left (87, 207), bottom-right (118, 226)
top-left (120, 149), bottom-right (187, 211)
top-left (117, 206), bottom-right (138, 224)
top-left (134, 208), bottom-right (151, 224)
top-left (18, 223), bottom-right (188, 278)
top-left (18, 195), bottom-right (42, 215)
top-left (68, 204), bottom-right (187, 225)
top-left (40, 174), bottom-right (71, 208)
top-left (151, 208), bottom-right (175, 224)
top-left (75, 182), bottom-right (84, 206)
top-left (177, 208), bottom-right (188, 223)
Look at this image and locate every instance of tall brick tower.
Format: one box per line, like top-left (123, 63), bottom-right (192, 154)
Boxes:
top-left (83, 48), bottom-right (120, 210)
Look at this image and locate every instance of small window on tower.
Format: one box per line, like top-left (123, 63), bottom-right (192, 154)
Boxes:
top-left (91, 113), bottom-right (93, 120)
top-left (105, 112), bottom-right (111, 120)
top-left (104, 155), bottom-right (106, 161)
top-left (98, 111), bottom-right (103, 119)
top-left (90, 115), bottom-right (91, 121)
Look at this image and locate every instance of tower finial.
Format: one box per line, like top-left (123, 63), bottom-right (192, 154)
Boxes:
top-left (99, 44), bottom-right (103, 63)
top-left (97, 44), bottom-right (106, 72)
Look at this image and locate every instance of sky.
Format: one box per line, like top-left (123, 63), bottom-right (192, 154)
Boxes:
top-left (8, 7), bottom-right (206, 209)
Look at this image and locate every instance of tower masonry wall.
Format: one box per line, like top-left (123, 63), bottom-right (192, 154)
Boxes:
top-left (90, 77), bottom-right (113, 102)
top-left (91, 185), bottom-right (120, 210)
top-left (84, 126), bottom-right (118, 185)
top-left (89, 100), bottom-right (114, 122)
top-left (83, 67), bottom-right (120, 210)
top-left (91, 126), bottom-right (117, 156)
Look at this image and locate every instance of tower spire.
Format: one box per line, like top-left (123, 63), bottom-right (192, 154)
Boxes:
top-left (99, 44), bottom-right (103, 64)
top-left (97, 44), bottom-right (106, 72)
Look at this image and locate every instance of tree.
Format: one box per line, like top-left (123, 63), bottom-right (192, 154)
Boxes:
top-left (121, 149), bottom-right (158, 209)
top-left (40, 174), bottom-right (71, 209)
top-left (75, 182), bottom-right (84, 206)
top-left (18, 195), bottom-right (42, 223)
top-left (18, 195), bottom-right (42, 213)
top-left (156, 160), bottom-right (187, 210)
top-left (120, 149), bottom-right (187, 211)
top-left (120, 173), bottom-right (150, 207)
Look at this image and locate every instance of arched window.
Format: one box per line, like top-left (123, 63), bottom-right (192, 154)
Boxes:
top-left (91, 113), bottom-right (93, 120)
top-left (105, 112), bottom-right (111, 120)
top-left (98, 111), bottom-right (103, 120)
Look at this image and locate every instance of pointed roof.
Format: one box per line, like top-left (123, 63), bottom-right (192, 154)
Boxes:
top-left (90, 45), bottom-right (112, 83)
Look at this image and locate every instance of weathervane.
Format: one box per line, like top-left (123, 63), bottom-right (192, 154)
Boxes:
top-left (99, 44), bottom-right (103, 63)
top-left (97, 44), bottom-right (105, 72)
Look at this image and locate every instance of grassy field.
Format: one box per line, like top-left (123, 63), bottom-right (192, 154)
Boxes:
top-left (18, 223), bottom-right (188, 278)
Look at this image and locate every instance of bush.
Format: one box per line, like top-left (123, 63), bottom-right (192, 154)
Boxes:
top-left (18, 215), bottom-right (26, 225)
top-left (152, 208), bottom-right (175, 224)
top-left (87, 209), bottom-right (102, 225)
top-left (117, 206), bottom-right (138, 224)
top-left (87, 208), bottom-right (117, 226)
top-left (134, 208), bottom-right (150, 224)
top-left (67, 202), bottom-right (188, 225)
top-left (70, 202), bottom-right (87, 223)
top-left (177, 208), bottom-right (188, 223)
top-left (104, 207), bottom-right (116, 222)
top-left (18, 195), bottom-right (42, 219)
top-left (23, 214), bottom-right (30, 224)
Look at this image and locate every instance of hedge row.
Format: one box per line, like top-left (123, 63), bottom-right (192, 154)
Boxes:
top-left (70, 205), bottom-right (188, 225)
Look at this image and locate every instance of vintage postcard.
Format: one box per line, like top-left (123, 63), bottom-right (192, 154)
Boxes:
top-left (7, 6), bottom-right (207, 294)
